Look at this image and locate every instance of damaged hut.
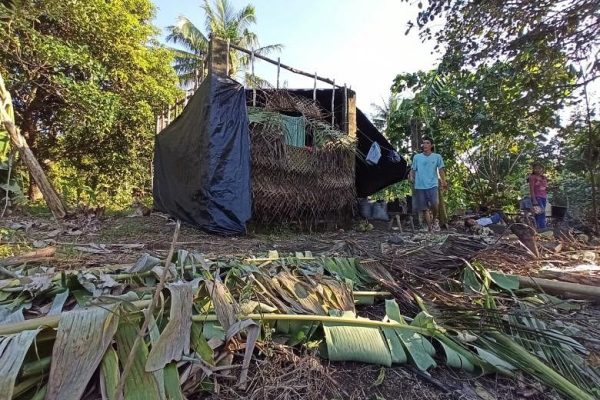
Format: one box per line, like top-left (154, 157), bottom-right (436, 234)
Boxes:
top-left (247, 90), bottom-right (355, 227)
top-left (153, 39), bottom-right (406, 234)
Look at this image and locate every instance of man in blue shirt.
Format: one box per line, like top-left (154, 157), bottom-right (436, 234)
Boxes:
top-left (408, 136), bottom-right (447, 232)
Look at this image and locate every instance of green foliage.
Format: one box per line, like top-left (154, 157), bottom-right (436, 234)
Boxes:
top-left (370, 181), bottom-right (411, 203)
top-left (376, 57), bottom-right (575, 211)
top-left (553, 120), bottom-right (600, 219)
top-left (0, 157), bottom-right (26, 209)
top-left (0, 0), bottom-right (180, 207)
top-left (167, 0), bottom-right (282, 86)
top-left (404, 0), bottom-right (600, 82)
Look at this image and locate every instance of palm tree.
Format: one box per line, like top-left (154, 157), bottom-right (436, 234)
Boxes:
top-left (166, 0), bottom-right (282, 87)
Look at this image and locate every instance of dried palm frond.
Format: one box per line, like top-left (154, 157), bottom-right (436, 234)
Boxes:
top-left (248, 107), bottom-right (355, 228)
top-left (1, 249), bottom-right (599, 400)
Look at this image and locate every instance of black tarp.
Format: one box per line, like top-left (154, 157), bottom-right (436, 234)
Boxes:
top-left (246, 88), bottom-right (408, 197)
top-left (354, 108), bottom-right (408, 196)
top-left (153, 73), bottom-right (251, 235)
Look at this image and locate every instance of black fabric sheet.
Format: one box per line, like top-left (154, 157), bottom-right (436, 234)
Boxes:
top-left (246, 88), bottom-right (407, 197)
top-left (153, 74), bottom-right (251, 235)
top-left (354, 109), bottom-right (408, 197)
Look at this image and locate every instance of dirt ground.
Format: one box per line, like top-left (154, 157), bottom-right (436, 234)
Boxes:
top-left (0, 211), bottom-right (589, 399)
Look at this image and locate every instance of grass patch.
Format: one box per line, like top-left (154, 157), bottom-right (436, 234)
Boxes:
top-left (0, 227), bottom-right (31, 257)
top-left (21, 202), bottom-right (53, 217)
top-left (97, 219), bottom-right (155, 242)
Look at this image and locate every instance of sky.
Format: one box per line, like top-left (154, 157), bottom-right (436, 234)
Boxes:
top-left (151, 0), bottom-right (439, 113)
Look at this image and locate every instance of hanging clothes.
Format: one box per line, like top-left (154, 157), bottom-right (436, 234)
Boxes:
top-left (281, 115), bottom-right (306, 147)
top-left (365, 142), bottom-right (381, 165)
top-left (388, 150), bottom-right (402, 163)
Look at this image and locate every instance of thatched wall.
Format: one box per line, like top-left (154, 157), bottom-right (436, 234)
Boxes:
top-left (249, 108), bottom-right (355, 228)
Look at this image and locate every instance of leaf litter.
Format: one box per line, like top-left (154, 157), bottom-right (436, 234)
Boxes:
top-left (0, 215), bottom-right (600, 399)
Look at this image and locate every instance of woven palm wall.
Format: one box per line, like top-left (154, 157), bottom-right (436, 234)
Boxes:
top-left (248, 92), bottom-right (355, 228)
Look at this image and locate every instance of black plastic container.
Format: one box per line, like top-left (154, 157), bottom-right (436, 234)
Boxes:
top-left (551, 205), bottom-right (567, 219)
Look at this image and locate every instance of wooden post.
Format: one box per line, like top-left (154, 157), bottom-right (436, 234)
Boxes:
top-left (0, 74), bottom-right (66, 219)
top-left (313, 73), bottom-right (317, 103)
top-left (343, 84), bottom-right (348, 133)
top-left (251, 50), bottom-right (256, 106)
top-left (331, 79), bottom-right (335, 128)
top-left (346, 89), bottom-right (356, 138)
top-left (226, 39), bottom-right (230, 75)
top-left (276, 57), bottom-right (281, 89)
top-left (208, 36), bottom-right (229, 75)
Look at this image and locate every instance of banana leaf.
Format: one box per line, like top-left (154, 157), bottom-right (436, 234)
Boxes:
top-left (46, 305), bottom-right (119, 400)
top-left (146, 282), bottom-right (194, 371)
top-left (0, 329), bottom-right (40, 400)
top-left (114, 321), bottom-right (162, 400)
top-left (99, 347), bottom-right (120, 400)
top-left (322, 311), bottom-right (392, 366)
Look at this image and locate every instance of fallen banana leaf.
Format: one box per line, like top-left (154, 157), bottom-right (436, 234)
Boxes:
top-left (0, 329), bottom-right (40, 400)
top-left (205, 278), bottom-right (238, 330)
top-left (100, 347), bottom-right (120, 400)
top-left (114, 321), bottom-right (162, 400)
top-left (323, 311), bottom-right (392, 366)
top-left (46, 305), bottom-right (120, 400)
top-left (164, 362), bottom-right (185, 400)
top-left (226, 319), bottom-right (259, 388)
top-left (146, 282), bottom-right (194, 372)
top-left (47, 289), bottom-right (69, 316)
top-left (191, 322), bottom-right (214, 364)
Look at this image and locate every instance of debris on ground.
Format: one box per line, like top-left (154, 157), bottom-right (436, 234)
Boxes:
top-left (1, 214), bottom-right (599, 400)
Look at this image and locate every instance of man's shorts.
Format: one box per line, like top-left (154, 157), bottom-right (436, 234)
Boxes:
top-left (413, 187), bottom-right (439, 212)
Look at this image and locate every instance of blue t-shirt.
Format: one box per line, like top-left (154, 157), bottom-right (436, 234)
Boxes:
top-left (412, 152), bottom-right (444, 189)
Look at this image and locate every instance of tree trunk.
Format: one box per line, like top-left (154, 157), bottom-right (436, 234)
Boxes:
top-left (437, 185), bottom-right (448, 228)
top-left (4, 119), bottom-right (66, 219)
top-left (21, 116), bottom-right (44, 202)
top-left (582, 71), bottom-right (599, 233)
top-left (0, 74), bottom-right (66, 219)
top-left (28, 175), bottom-right (43, 201)
top-left (589, 170), bottom-right (598, 232)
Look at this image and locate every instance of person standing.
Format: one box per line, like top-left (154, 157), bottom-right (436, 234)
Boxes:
top-left (409, 136), bottom-right (447, 232)
top-left (528, 162), bottom-right (548, 229)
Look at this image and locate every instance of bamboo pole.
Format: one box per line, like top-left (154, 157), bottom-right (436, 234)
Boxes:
top-left (331, 79), bottom-right (335, 127)
top-left (514, 275), bottom-right (600, 299)
top-left (313, 72), bottom-right (317, 103)
top-left (343, 84), bottom-right (348, 133)
top-left (352, 291), bottom-right (391, 297)
top-left (0, 292), bottom-right (393, 336)
top-left (276, 57), bottom-right (280, 89)
top-left (0, 74), bottom-right (67, 219)
top-left (251, 50), bottom-right (256, 106)
top-left (0, 307), bottom-right (431, 337)
top-left (228, 42), bottom-right (340, 87)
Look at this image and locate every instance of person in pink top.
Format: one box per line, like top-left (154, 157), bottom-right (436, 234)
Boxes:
top-left (527, 162), bottom-right (548, 229)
